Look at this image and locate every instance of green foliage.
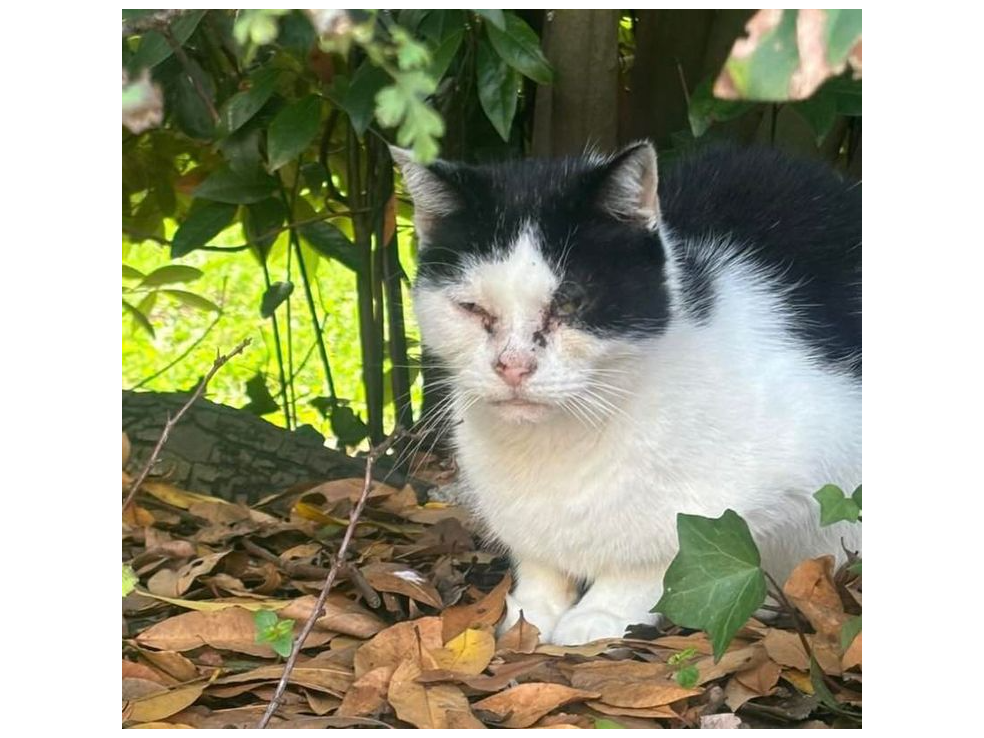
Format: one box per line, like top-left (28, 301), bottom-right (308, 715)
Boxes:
top-left (260, 281), bottom-right (294, 318)
top-left (122, 564), bottom-right (138, 597)
top-left (123, 9), bottom-right (554, 444)
top-left (476, 40), bottom-right (520, 142)
top-left (253, 609), bottom-right (295, 658)
top-left (841, 615), bottom-right (862, 651)
top-left (593, 718), bottom-right (626, 729)
top-left (668, 647), bottom-right (700, 688)
top-left (813, 484), bottom-right (862, 526)
top-left (654, 510), bottom-right (767, 661)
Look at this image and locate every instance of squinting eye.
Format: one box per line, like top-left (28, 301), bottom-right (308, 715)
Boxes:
top-left (457, 301), bottom-right (485, 316)
top-left (552, 293), bottom-right (583, 319)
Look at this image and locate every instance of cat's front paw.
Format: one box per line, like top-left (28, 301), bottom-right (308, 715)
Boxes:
top-left (550, 608), bottom-right (657, 645)
top-left (499, 592), bottom-right (569, 642)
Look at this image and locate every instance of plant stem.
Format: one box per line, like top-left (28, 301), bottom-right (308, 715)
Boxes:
top-left (261, 261), bottom-right (293, 429)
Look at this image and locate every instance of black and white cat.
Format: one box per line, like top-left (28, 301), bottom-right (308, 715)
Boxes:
top-left (393, 142), bottom-right (861, 645)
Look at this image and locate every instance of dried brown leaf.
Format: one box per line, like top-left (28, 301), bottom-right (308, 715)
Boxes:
top-left (496, 613), bottom-right (540, 654)
top-left (734, 658), bottom-right (781, 695)
top-left (783, 556), bottom-right (848, 640)
top-left (388, 659), bottom-right (483, 729)
top-left (279, 594), bottom-right (386, 639)
top-left (214, 662), bottom-right (353, 695)
top-left (471, 683), bottom-right (600, 729)
top-left (566, 659), bottom-right (670, 693)
top-left (442, 573), bottom-right (511, 642)
top-left (842, 631), bottom-right (861, 671)
top-left (123, 432), bottom-right (131, 467)
top-left (361, 562), bottom-right (443, 608)
top-left (695, 644), bottom-right (768, 685)
top-left (763, 629), bottom-right (810, 671)
top-left (123, 678), bottom-right (169, 702)
top-left (586, 700), bottom-right (678, 719)
top-left (127, 684), bottom-right (205, 723)
top-left (354, 616), bottom-right (444, 677)
top-left (337, 665), bottom-right (395, 717)
top-left (123, 660), bottom-right (172, 686)
top-left (136, 650), bottom-right (199, 683)
top-left (597, 679), bottom-right (700, 709)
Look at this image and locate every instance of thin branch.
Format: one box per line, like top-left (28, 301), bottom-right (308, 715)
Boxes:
top-left (122, 338), bottom-right (250, 511)
top-left (764, 571), bottom-right (814, 661)
top-left (122, 10), bottom-right (188, 37)
top-left (257, 428), bottom-right (404, 729)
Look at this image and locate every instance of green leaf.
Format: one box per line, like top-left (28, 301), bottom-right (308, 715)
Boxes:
top-left (171, 201), bottom-right (238, 258)
top-left (127, 10), bottom-right (207, 72)
top-left (260, 281), bottom-right (294, 318)
top-left (792, 91), bottom-right (837, 144)
top-left (123, 265), bottom-right (145, 281)
top-left (840, 615), bottom-right (861, 651)
top-left (809, 656), bottom-right (862, 720)
top-left (245, 198), bottom-right (288, 255)
top-left (813, 484), bottom-right (861, 526)
top-left (331, 405), bottom-right (370, 447)
top-left (428, 29), bottom-right (464, 81)
top-left (851, 485), bottom-right (861, 508)
top-left (484, 12), bottom-right (553, 84)
top-left (253, 609), bottom-right (295, 657)
top-left (123, 564), bottom-right (139, 597)
top-left (194, 165), bottom-right (279, 204)
top-left (140, 265), bottom-right (204, 288)
top-left (720, 10), bottom-right (799, 101)
top-left (826, 76), bottom-right (861, 116)
top-left (476, 39), bottom-right (520, 142)
top-left (242, 373), bottom-right (279, 416)
top-left (267, 95), bottom-right (322, 171)
top-left (594, 718), bottom-right (626, 729)
top-left (162, 290), bottom-right (221, 313)
top-left (335, 64), bottom-right (390, 136)
top-left (123, 299), bottom-right (155, 338)
top-left (219, 125), bottom-right (264, 177)
top-left (654, 509), bottom-right (767, 661)
top-left (688, 78), bottom-right (755, 137)
top-left (474, 9), bottom-right (506, 30)
top-left (253, 609), bottom-right (278, 632)
top-left (299, 220), bottom-right (363, 272)
top-left (674, 665), bottom-right (700, 689)
top-left (823, 10), bottom-right (862, 68)
top-left (217, 67), bottom-right (280, 136)
top-left (165, 54), bottom-right (217, 139)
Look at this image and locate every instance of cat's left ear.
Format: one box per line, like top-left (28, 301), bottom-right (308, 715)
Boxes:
top-left (389, 146), bottom-right (461, 240)
top-left (594, 141), bottom-right (660, 226)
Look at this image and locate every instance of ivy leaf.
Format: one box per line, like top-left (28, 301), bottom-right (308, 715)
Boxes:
top-left (484, 12), bottom-right (554, 85)
top-left (851, 485), bottom-right (861, 508)
top-left (267, 95), bottom-right (322, 171)
top-left (140, 265), bottom-right (204, 288)
top-left (476, 39), bottom-right (520, 142)
top-left (654, 510), bottom-right (767, 661)
top-left (813, 484), bottom-right (861, 526)
top-left (171, 201), bottom-right (238, 258)
top-left (260, 281), bottom-right (293, 318)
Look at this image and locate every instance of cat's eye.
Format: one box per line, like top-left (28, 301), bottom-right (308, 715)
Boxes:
top-left (551, 288), bottom-right (585, 319)
top-left (457, 301), bottom-right (487, 317)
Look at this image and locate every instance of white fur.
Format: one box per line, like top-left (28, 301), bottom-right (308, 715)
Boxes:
top-left (414, 228), bottom-right (861, 645)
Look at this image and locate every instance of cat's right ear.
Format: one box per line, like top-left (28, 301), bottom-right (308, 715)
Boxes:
top-left (389, 146), bottom-right (461, 239)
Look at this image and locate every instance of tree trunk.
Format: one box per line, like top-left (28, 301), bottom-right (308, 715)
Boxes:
top-left (532, 10), bottom-right (620, 157)
top-left (122, 391), bottom-right (424, 503)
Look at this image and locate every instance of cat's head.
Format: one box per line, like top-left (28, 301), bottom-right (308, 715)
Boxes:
top-left (395, 142), bottom-right (672, 425)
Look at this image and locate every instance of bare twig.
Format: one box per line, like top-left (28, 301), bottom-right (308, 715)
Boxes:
top-left (257, 428), bottom-right (404, 729)
top-left (764, 571), bottom-right (814, 661)
top-left (122, 9), bottom-right (187, 37)
top-left (122, 339), bottom-right (251, 511)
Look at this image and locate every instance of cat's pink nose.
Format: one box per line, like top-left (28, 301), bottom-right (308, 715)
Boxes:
top-left (494, 355), bottom-right (537, 387)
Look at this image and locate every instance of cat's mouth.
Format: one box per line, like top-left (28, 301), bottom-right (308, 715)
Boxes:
top-left (490, 398), bottom-right (548, 409)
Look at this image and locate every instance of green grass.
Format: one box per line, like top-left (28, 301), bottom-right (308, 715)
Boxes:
top-left (123, 220), bottom-right (423, 447)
